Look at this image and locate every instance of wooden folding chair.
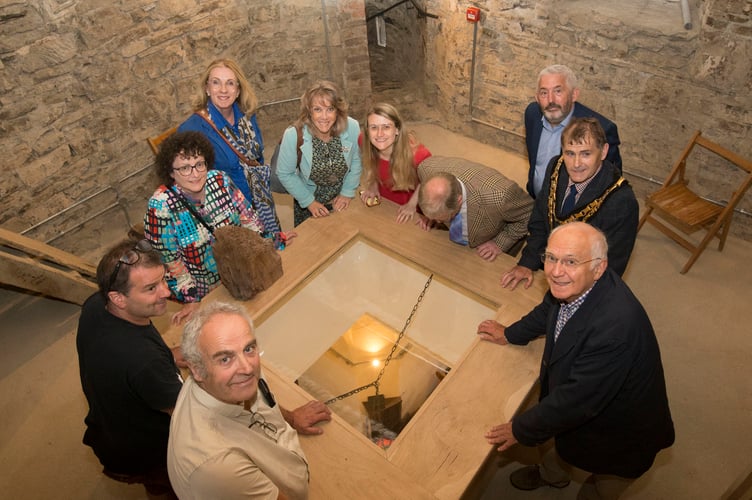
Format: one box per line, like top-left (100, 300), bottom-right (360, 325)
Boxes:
top-left (637, 130), bottom-right (752, 274)
top-left (147, 126), bottom-right (177, 155)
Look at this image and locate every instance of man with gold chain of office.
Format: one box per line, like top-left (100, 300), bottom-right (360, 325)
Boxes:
top-left (501, 117), bottom-right (639, 291)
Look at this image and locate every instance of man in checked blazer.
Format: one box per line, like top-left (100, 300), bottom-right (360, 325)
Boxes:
top-left (417, 156), bottom-right (534, 261)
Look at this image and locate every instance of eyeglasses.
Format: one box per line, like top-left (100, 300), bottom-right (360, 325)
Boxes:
top-left (258, 378), bottom-right (277, 408)
top-left (108, 239), bottom-right (154, 291)
top-left (541, 253), bottom-right (603, 269)
top-left (248, 411), bottom-right (278, 442)
top-left (173, 160), bottom-right (207, 176)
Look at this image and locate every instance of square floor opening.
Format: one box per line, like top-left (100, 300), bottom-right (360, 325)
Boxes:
top-left (255, 239), bottom-right (497, 451)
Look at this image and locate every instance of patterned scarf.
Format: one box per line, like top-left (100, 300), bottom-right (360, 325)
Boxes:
top-left (206, 103), bottom-right (281, 233)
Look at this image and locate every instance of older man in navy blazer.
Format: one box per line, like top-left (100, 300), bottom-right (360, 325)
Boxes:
top-left (525, 64), bottom-right (622, 199)
top-left (478, 222), bottom-right (674, 497)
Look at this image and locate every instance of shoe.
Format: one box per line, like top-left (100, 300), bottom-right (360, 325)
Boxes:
top-left (103, 467), bottom-right (147, 484)
top-left (509, 465), bottom-right (570, 490)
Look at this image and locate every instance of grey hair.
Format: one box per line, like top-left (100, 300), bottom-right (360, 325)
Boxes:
top-left (589, 228), bottom-right (608, 264)
top-left (182, 301), bottom-right (255, 377)
top-left (418, 172), bottom-right (462, 219)
top-left (538, 64), bottom-right (578, 91)
top-left (550, 222), bottom-right (608, 270)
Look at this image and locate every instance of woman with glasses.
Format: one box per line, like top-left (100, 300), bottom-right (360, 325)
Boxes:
top-left (275, 80), bottom-right (362, 226)
top-left (144, 131), bottom-right (294, 324)
top-left (179, 58), bottom-right (281, 233)
top-left (359, 103), bottom-right (432, 223)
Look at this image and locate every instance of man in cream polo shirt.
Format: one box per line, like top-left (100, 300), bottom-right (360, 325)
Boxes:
top-left (167, 301), bottom-right (331, 499)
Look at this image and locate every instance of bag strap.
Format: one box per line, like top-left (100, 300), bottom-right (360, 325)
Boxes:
top-left (169, 187), bottom-right (215, 235)
top-left (195, 109), bottom-right (261, 167)
top-left (295, 125), bottom-right (303, 170)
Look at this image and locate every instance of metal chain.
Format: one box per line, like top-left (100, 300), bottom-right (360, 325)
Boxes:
top-left (324, 273), bottom-right (434, 405)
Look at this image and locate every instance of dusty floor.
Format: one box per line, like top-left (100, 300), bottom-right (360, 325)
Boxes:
top-left (1, 123), bottom-right (750, 499)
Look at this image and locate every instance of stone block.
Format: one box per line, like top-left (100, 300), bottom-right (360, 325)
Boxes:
top-left (78, 7), bottom-right (134, 48)
top-left (75, 59), bottom-right (130, 101)
top-left (0, 7), bottom-right (45, 53)
top-left (19, 33), bottom-right (78, 74)
top-left (134, 44), bottom-right (188, 80)
top-left (151, 0), bottom-right (204, 19)
top-left (732, 24), bottom-right (752, 37)
top-left (22, 144), bottom-right (69, 188)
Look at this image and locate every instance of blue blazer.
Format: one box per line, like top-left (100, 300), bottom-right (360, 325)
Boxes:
top-left (524, 101), bottom-right (622, 198)
top-left (505, 268), bottom-right (674, 478)
top-left (179, 103), bottom-right (265, 203)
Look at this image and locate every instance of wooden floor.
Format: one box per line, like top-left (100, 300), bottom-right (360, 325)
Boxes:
top-left (159, 193), bottom-right (548, 499)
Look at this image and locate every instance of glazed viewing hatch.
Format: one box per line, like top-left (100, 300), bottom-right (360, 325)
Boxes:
top-left (254, 239), bottom-right (496, 451)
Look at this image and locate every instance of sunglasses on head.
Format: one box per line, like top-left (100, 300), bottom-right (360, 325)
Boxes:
top-left (108, 239), bottom-right (154, 291)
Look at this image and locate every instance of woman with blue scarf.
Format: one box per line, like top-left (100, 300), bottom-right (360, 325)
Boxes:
top-left (179, 59), bottom-right (281, 233)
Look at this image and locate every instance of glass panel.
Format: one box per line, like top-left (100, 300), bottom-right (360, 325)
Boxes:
top-left (296, 313), bottom-right (450, 449)
top-left (255, 239), bottom-right (496, 451)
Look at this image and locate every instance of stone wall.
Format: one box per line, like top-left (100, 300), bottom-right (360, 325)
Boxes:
top-left (0, 0), bottom-right (371, 251)
top-left (419, 0), bottom-right (752, 239)
top-left (364, 0), bottom-right (428, 88)
top-left (3, 0), bottom-right (751, 249)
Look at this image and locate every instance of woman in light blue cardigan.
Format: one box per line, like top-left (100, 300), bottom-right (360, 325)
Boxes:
top-left (276, 80), bottom-right (362, 226)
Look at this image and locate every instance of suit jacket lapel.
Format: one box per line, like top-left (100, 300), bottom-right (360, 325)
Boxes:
top-left (549, 314), bottom-right (581, 365)
top-left (547, 278), bottom-right (607, 365)
top-left (528, 115), bottom-right (543, 188)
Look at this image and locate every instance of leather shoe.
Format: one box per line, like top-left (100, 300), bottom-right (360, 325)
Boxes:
top-left (509, 465), bottom-right (570, 490)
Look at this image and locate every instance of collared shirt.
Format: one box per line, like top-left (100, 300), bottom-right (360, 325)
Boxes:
top-left (534, 108), bottom-right (576, 195)
top-left (168, 376), bottom-right (309, 500)
top-left (554, 284), bottom-right (595, 342)
top-left (561, 164), bottom-right (604, 211)
top-left (449, 181), bottom-right (469, 245)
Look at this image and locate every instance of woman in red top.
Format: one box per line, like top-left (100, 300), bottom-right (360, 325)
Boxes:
top-left (359, 103), bottom-right (432, 223)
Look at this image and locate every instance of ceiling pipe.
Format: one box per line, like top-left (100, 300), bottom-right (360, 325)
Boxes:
top-left (680, 0), bottom-right (692, 29)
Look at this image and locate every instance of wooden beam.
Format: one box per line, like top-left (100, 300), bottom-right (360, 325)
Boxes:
top-left (0, 227), bottom-right (96, 278)
top-left (0, 250), bottom-right (96, 305)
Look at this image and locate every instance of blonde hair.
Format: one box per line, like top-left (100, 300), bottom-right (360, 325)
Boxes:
top-left (295, 80), bottom-right (349, 137)
top-left (361, 103), bottom-right (419, 192)
top-left (194, 58), bottom-right (258, 114)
